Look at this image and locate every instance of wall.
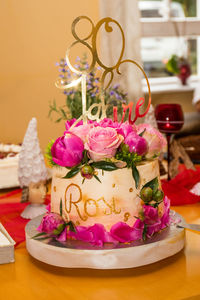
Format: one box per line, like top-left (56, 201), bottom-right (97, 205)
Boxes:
top-left (0, 0), bottom-right (99, 150)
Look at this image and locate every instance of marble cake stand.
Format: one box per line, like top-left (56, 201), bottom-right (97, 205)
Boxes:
top-left (25, 213), bottom-right (185, 269)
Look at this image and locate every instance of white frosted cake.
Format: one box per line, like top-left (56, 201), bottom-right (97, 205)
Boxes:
top-left (51, 159), bottom-right (164, 230)
top-left (0, 143), bottom-right (21, 189)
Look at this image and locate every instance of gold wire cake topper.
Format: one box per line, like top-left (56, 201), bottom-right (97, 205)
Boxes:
top-left (55, 16), bottom-right (151, 126)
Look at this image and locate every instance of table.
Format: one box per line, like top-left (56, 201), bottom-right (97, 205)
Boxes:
top-left (0, 193), bottom-right (200, 300)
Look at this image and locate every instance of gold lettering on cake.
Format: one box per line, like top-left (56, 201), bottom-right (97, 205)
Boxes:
top-left (112, 198), bottom-right (121, 214)
top-left (64, 183), bottom-right (87, 221)
top-left (112, 184), bottom-right (115, 188)
top-left (97, 197), bottom-right (113, 215)
top-left (53, 186), bottom-right (56, 192)
top-left (124, 212), bottom-right (130, 222)
top-left (84, 199), bottom-right (98, 217)
top-left (64, 183), bottom-right (122, 221)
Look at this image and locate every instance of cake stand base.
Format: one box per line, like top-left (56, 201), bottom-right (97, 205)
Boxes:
top-left (25, 213), bottom-right (185, 269)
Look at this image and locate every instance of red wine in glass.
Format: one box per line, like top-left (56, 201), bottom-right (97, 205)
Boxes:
top-left (155, 104), bottom-right (184, 180)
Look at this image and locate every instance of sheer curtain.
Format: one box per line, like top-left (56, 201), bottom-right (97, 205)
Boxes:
top-left (99, 0), bottom-right (143, 102)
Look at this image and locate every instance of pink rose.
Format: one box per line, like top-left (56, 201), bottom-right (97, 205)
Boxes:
top-left (51, 133), bottom-right (84, 167)
top-left (69, 124), bottom-right (93, 142)
top-left (85, 127), bottom-right (123, 161)
top-left (137, 124), bottom-right (167, 158)
top-left (37, 212), bottom-right (64, 234)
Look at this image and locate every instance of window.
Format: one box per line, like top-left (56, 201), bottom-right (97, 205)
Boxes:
top-left (139, 0), bottom-right (200, 92)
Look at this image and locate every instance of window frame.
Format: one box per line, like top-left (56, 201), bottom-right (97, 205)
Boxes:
top-left (140, 0), bottom-right (200, 93)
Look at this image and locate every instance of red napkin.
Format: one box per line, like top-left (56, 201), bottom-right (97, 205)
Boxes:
top-left (0, 193), bottom-right (50, 247)
top-left (162, 168), bottom-right (200, 205)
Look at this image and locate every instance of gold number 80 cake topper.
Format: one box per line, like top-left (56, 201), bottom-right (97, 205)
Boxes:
top-left (55, 16), bottom-right (151, 127)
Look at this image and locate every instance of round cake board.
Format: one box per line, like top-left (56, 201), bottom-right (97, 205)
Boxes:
top-left (25, 212), bottom-right (185, 269)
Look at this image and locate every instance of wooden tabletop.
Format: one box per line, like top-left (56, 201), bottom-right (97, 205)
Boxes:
top-left (0, 199), bottom-right (200, 300)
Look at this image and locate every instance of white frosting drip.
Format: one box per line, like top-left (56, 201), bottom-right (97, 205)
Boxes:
top-left (18, 118), bottom-right (47, 187)
top-left (0, 143), bottom-right (21, 153)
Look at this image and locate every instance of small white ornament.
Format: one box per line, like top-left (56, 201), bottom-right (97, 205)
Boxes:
top-left (18, 118), bottom-right (48, 219)
top-left (18, 118), bottom-right (47, 187)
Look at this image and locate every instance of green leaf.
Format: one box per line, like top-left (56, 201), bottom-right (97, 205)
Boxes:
top-left (82, 150), bottom-right (89, 164)
top-left (94, 174), bottom-right (101, 183)
top-left (55, 117), bottom-right (62, 123)
top-left (53, 223), bottom-right (65, 235)
top-left (139, 129), bottom-right (146, 137)
top-left (60, 198), bottom-right (62, 217)
top-left (142, 224), bottom-right (148, 241)
top-left (33, 236), bottom-right (50, 241)
top-left (143, 177), bottom-right (159, 192)
top-left (63, 166), bottom-right (80, 179)
top-left (45, 140), bottom-right (56, 167)
top-left (31, 232), bottom-right (47, 239)
top-left (82, 178), bottom-right (85, 184)
top-left (67, 221), bottom-right (76, 233)
top-left (91, 161), bottom-right (118, 171)
top-left (132, 163), bottom-right (140, 189)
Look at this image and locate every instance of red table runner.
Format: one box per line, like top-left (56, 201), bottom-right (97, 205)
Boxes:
top-left (0, 190), bottom-right (50, 247)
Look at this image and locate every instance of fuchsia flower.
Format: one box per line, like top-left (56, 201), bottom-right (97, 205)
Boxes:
top-left (51, 133), bottom-right (84, 167)
top-left (98, 118), bottom-right (119, 129)
top-left (69, 224), bottom-right (117, 246)
top-left (37, 212), bottom-right (64, 234)
top-left (117, 122), bottom-right (137, 138)
top-left (110, 222), bottom-right (142, 243)
top-left (124, 132), bottom-right (148, 156)
top-left (136, 124), bottom-right (166, 158)
top-left (85, 126), bottom-right (124, 161)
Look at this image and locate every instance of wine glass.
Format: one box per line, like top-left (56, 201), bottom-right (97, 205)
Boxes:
top-left (155, 103), bottom-right (184, 181)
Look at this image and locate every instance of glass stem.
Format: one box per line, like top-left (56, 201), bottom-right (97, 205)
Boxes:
top-left (166, 133), bottom-right (171, 181)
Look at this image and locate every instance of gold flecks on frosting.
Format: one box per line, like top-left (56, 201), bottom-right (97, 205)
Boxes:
top-left (53, 186), bottom-right (56, 192)
top-left (129, 188), bottom-right (133, 192)
top-left (112, 184), bottom-right (115, 188)
top-left (124, 212), bottom-right (131, 222)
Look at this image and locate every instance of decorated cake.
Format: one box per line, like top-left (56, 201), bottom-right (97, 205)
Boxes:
top-left (35, 16), bottom-right (170, 247)
top-left (36, 118), bottom-right (170, 246)
top-left (0, 143), bottom-right (21, 189)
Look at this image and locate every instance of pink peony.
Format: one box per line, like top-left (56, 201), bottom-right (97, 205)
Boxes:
top-left (136, 124), bottom-right (167, 158)
top-left (69, 224), bottom-right (117, 246)
top-left (65, 119), bottom-right (83, 130)
top-left (37, 212), bottom-right (65, 234)
top-left (124, 132), bottom-right (148, 156)
top-left (98, 118), bottom-right (119, 129)
top-left (110, 222), bottom-right (141, 243)
top-left (117, 122), bottom-right (137, 138)
top-left (143, 205), bottom-right (159, 224)
top-left (51, 133), bottom-right (84, 167)
top-left (85, 127), bottom-right (123, 161)
top-left (160, 196), bottom-right (171, 229)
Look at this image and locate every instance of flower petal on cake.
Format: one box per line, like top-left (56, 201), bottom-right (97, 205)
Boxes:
top-left (110, 222), bottom-right (138, 243)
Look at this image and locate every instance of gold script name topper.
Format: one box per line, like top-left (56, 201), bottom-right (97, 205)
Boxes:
top-left (56, 16), bottom-right (151, 127)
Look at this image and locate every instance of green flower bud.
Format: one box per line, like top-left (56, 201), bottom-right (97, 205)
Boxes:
top-left (140, 187), bottom-right (153, 202)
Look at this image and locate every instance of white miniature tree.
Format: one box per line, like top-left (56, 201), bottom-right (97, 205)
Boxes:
top-left (19, 118), bottom-right (48, 219)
